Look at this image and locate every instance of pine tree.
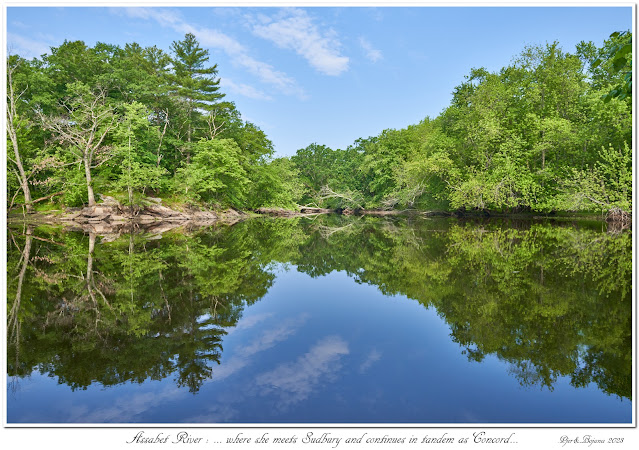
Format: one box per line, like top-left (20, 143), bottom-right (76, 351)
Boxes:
top-left (169, 33), bottom-right (225, 162)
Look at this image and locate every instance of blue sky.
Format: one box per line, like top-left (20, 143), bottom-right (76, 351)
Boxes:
top-left (5, 4), bottom-right (633, 157)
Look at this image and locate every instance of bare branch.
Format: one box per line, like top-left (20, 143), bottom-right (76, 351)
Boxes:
top-left (31, 191), bottom-right (64, 205)
top-left (317, 185), bottom-right (365, 209)
top-left (206, 109), bottom-right (226, 139)
top-left (156, 109), bottom-right (169, 167)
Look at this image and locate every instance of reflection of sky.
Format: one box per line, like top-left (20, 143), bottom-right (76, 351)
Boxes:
top-left (256, 335), bottom-right (349, 408)
top-left (211, 312), bottom-right (310, 383)
top-left (7, 267), bottom-right (633, 424)
top-left (359, 349), bottom-right (382, 373)
top-left (66, 385), bottom-right (183, 423)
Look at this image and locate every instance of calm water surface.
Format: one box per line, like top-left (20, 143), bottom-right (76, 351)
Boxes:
top-left (6, 216), bottom-right (632, 423)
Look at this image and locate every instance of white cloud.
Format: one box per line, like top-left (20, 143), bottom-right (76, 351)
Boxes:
top-left (255, 335), bottom-right (349, 407)
top-left (240, 314), bottom-right (309, 357)
top-left (359, 348), bottom-right (382, 373)
top-left (222, 77), bottom-right (273, 100)
top-left (251, 8), bottom-right (349, 76)
top-left (185, 331), bottom-right (347, 421)
top-left (68, 385), bottom-right (183, 423)
top-left (359, 37), bottom-right (383, 63)
top-left (212, 313), bottom-right (309, 382)
top-left (119, 7), bottom-right (305, 99)
top-left (6, 32), bottom-right (51, 59)
top-left (227, 312), bottom-right (274, 334)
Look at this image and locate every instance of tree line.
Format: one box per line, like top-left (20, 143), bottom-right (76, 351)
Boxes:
top-left (7, 32), bottom-right (632, 216)
top-left (291, 32), bottom-right (632, 216)
top-left (7, 33), bottom-right (302, 213)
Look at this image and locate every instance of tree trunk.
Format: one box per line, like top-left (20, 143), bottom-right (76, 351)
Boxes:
top-left (128, 134), bottom-right (133, 207)
top-left (9, 137), bottom-right (33, 212)
top-left (186, 122), bottom-right (192, 165)
top-left (9, 226), bottom-right (33, 341)
top-left (86, 232), bottom-right (97, 310)
top-left (7, 68), bottom-right (33, 212)
top-left (84, 155), bottom-right (96, 206)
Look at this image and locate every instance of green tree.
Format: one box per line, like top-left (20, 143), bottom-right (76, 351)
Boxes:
top-left (169, 33), bottom-right (226, 162)
top-left (246, 157), bottom-right (305, 209)
top-left (39, 82), bottom-right (119, 206)
top-left (590, 31), bottom-right (632, 103)
top-left (6, 56), bottom-right (34, 211)
top-left (112, 102), bottom-right (167, 205)
top-left (176, 138), bottom-right (249, 206)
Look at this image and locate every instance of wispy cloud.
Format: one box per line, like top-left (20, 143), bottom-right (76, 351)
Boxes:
top-left (222, 78), bottom-right (273, 100)
top-left (359, 348), bottom-right (382, 373)
top-left (251, 8), bottom-right (349, 76)
top-left (359, 37), bottom-right (383, 63)
top-left (212, 313), bottom-right (309, 383)
top-left (185, 403), bottom-right (240, 423)
top-left (10, 20), bottom-right (29, 30)
top-left (118, 7), bottom-right (305, 99)
top-left (6, 32), bottom-right (51, 59)
top-left (68, 385), bottom-right (183, 423)
top-left (227, 312), bottom-right (274, 334)
top-left (255, 335), bottom-right (349, 407)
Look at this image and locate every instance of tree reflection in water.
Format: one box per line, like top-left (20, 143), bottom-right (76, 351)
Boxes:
top-left (6, 216), bottom-right (631, 399)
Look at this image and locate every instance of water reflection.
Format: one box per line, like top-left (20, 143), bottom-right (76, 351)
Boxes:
top-left (6, 216), bottom-right (632, 407)
top-left (256, 335), bottom-right (350, 409)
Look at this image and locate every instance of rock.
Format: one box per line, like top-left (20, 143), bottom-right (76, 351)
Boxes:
top-left (145, 196), bottom-right (163, 204)
top-left (299, 207), bottom-right (333, 214)
top-left (255, 207), bottom-right (302, 217)
top-left (100, 233), bottom-right (122, 243)
top-left (63, 211), bottom-right (84, 220)
top-left (145, 222), bottom-right (184, 234)
top-left (87, 213), bottom-right (111, 222)
top-left (192, 211), bottom-right (218, 220)
top-left (145, 205), bottom-right (181, 217)
top-left (136, 214), bottom-right (157, 222)
top-left (99, 195), bottom-right (120, 206)
top-left (91, 223), bottom-right (115, 234)
top-left (82, 205), bottom-right (116, 216)
top-left (164, 215), bottom-right (189, 221)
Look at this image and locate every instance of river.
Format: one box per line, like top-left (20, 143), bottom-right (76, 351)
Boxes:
top-left (6, 215), bottom-right (632, 423)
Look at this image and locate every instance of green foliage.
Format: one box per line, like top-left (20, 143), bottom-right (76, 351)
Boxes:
top-left (7, 33), bottom-right (299, 211)
top-left (60, 167), bottom-right (90, 207)
top-left (246, 157), bottom-right (305, 208)
top-left (111, 102), bottom-right (168, 204)
top-left (552, 142), bottom-right (632, 213)
top-left (175, 138), bottom-right (249, 206)
top-left (169, 32), bottom-right (227, 157)
top-left (591, 31), bottom-right (632, 102)
top-left (339, 37), bottom-right (630, 214)
top-left (284, 36), bottom-right (630, 215)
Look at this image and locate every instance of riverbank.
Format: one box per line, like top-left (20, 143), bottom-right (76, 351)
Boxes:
top-left (8, 195), bottom-right (629, 236)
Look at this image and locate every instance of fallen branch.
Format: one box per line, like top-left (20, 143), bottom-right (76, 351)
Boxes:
top-left (317, 185), bottom-right (365, 209)
top-left (31, 191), bottom-right (64, 204)
top-left (26, 235), bottom-right (67, 247)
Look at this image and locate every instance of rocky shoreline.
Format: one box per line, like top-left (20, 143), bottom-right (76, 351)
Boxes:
top-left (8, 196), bottom-right (245, 235)
top-left (8, 195), bottom-right (629, 237)
top-left (8, 196), bottom-right (428, 237)
top-left (8, 196), bottom-right (358, 235)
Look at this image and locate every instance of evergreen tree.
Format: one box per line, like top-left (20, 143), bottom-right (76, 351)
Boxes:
top-left (169, 33), bottom-right (226, 162)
